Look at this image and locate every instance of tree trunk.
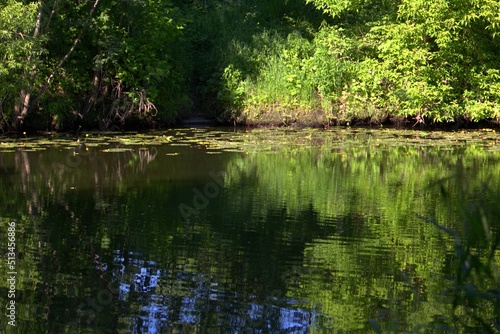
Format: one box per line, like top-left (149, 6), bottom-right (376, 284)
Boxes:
top-left (29, 0), bottom-right (100, 114)
top-left (13, 0), bottom-right (101, 129)
top-left (82, 69), bottom-right (102, 118)
top-left (12, 0), bottom-right (44, 129)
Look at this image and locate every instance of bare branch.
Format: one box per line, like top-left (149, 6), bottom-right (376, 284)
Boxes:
top-left (29, 0), bottom-right (100, 111)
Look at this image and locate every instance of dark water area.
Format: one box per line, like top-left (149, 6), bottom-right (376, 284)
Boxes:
top-left (0, 127), bottom-right (499, 333)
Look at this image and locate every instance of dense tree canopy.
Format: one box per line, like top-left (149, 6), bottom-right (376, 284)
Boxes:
top-left (1, 0), bottom-right (188, 131)
top-left (311, 0), bottom-right (500, 123)
top-left (0, 0), bottom-right (499, 131)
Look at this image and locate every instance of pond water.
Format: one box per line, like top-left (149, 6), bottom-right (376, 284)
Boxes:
top-left (0, 127), bottom-right (499, 333)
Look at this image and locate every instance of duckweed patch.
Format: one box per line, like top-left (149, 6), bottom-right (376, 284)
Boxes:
top-left (0, 128), bottom-right (499, 154)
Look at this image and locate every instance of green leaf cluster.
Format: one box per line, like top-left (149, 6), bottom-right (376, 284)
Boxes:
top-left (0, 0), bottom-right (189, 130)
top-left (304, 0), bottom-right (500, 123)
top-left (1, 0), bottom-right (499, 129)
top-left (0, 1), bottom-right (41, 123)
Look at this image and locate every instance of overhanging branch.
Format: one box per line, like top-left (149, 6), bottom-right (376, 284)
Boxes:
top-left (29, 0), bottom-right (100, 111)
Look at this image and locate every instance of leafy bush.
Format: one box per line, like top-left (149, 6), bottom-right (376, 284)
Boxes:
top-left (304, 0), bottom-right (500, 125)
top-left (2, 0), bottom-right (499, 129)
top-left (0, 0), bottom-right (41, 130)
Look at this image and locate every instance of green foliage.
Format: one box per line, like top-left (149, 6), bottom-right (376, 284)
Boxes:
top-left (64, 0), bottom-right (188, 128)
top-left (217, 64), bottom-right (247, 120)
top-left (0, 1), bottom-right (38, 73)
top-left (0, 0), bottom-right (189, 130)
top-left (305, 0), bottom-right (364, 17)
top-left (185, 0), bottom-right (325, 123)
top-left (1, 0), bottom-right (499, 129)
top-left (0, 1), bottom-right (41, 127)
top-left (304, 0), bottom-right (500, 124)
top-left (191, 0), bottom-right (500, 125)
top-left (243, 31), bottom-right (319, 120)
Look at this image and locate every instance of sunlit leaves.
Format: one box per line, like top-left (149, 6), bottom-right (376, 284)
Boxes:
top-left (0, 1), bottom-right (41, 116)
top-left (304, 0), bottom-right (500, 123)
top-left (305, 0), bottom-right (364, 17)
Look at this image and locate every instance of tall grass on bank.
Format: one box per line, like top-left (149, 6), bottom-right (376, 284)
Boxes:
top-left (187, 0), bottom-right (328, 123)
top-left (189, 0), bottom-right (500, 126)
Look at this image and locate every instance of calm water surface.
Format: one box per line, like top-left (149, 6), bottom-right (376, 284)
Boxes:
top-left (0, 127), bottom-right (499, 333)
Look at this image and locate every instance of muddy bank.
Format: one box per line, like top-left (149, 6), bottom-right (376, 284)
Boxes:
top-left (239, 110), bottom-right (500, 130)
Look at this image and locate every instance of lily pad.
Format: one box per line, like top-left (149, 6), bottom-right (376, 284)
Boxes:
top-left (101, 148), bottom-right (133, 153)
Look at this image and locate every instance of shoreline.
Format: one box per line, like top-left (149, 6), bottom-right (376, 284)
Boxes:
top-left (241, 113), bottom-right (500, 131)
top-left (2, 113), bottom-right (500, 137)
